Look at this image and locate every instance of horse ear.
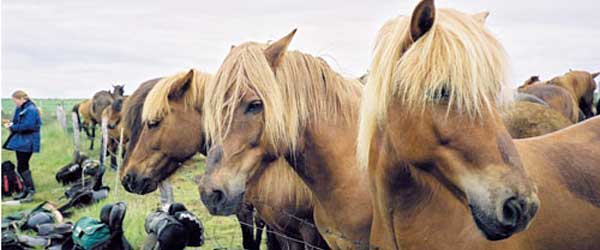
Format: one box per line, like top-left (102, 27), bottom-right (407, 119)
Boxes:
top-left (592, 72), bottom-right (600, 79)
top-left (169, 69), bottom-right (195, 100)
top-left (264, 29), bottom-right (297, 69)
top-left (473, 11), bottom-right (490, 24)
top-left (410, 0), bottom-right (436, 42)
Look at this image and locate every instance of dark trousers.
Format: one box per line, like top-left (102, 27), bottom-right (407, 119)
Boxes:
top-left (15, 151), bottom-right (35, 192)
top-left (16, 151), bottom-right (33, 173)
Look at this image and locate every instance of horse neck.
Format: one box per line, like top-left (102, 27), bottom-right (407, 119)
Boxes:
top-left (284, 85), bottom-right (369, 212)
top-left (376, 150), bottom-right (475, 247)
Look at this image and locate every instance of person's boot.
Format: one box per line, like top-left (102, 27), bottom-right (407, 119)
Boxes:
top-left (15, 170), bottom-right (35, 202)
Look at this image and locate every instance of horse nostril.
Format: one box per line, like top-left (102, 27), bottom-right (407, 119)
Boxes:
top-left (209, 189), bottom-right (226, 205)
top-left (501, 197), bottom-right (524, 230)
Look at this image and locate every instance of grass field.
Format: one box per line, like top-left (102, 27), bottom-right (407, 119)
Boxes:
top-left (1, 99), bottom-right (247, 249)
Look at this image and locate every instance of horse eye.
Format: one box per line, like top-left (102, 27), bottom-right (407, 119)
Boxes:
top-left (245, 100), bottom-right (263, 114)
top-left (147, 120), bottom-right (160, 129)
top-left (429, 87), bottom-right (451, 101)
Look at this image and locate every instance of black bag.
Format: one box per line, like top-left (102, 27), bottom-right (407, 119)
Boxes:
top-left (1, 230), bottom-right (24, 250)
top-left (59, 164), bottom-right (109, 216)
top-left (2, 161), bottom-right (23, 197)
top-left (143, 203), bottom-right (204, 250)
top-left (56, 156), bottom-right (100, 186)
top-left (98, 202), bottom-right (132, 250)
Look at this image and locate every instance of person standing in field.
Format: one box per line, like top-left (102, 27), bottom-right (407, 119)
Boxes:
top-left (3, 90), bottom-right (42, 202)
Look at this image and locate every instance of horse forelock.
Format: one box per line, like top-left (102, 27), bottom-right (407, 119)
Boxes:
top-left (203, 42), bottom-right (362, 154)
top-left (142, 69), bottom-right (211, 123)
top-left (122, 79), bottom-right (160, 149)
top-left (358, 8), bottom-right (509, 169)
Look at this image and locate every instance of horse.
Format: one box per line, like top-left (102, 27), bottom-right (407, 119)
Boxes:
top-left (501, 100), bottom-right (572, 138)
top-left (101, 96), bottom-right (128, 170)
top-left (119, 70), bottom-right (327, 250)
top-left (547, 70), bottom-right (599, 119)
top-left (358, 1), bottom-right (600, 249)
top-left (112, 84), bottom-right (125, 98)
top-left (518, 78), bottom-right (581, 122)
top-left (79, 85), bottom-right (124, 150)
top-left (199, 31), bottom-right (372, 249)
top-left (72, 99), bottom-right (96, 149)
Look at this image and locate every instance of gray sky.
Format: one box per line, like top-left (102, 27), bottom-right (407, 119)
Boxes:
top-left (2, 0), bottom-right (599, 98)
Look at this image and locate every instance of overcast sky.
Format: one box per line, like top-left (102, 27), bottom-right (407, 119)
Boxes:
top-left (2, 0), bottom-right (599, 98)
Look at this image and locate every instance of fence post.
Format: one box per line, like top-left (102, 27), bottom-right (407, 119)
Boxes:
top-left (56, 104), bottom-right (67, 132)
top-left (114, 128), bottom-right (124, 198)
top-left (100, 117), bottom-right (108, 168)
top-left (71, 112), bottom-right (81, 155)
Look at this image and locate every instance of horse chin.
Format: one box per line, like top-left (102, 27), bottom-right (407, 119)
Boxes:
top-left (137, 180), bottom-right (159, 195)
top-left (469, 204), bottom-right (515, 241)
top-left (200, 190), bottom-right (244, 216)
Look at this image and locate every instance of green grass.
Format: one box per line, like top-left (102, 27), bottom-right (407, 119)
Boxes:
top-left (1, 99), bottom-right (247, 249)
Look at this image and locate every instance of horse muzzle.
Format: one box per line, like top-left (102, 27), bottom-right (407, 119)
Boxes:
top-left (199, 186), bottom-right (244, 216)
top-left (470, 196), bottom-right (539, 241)
top-left (121, 172), bottom-right (159, 195)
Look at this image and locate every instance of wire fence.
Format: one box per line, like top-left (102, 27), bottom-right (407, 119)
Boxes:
top-left (62, 109), bottom-right (382, 250)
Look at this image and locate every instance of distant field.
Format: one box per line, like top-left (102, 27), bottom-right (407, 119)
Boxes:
top-left (1, 99), bottom-right (247, 249)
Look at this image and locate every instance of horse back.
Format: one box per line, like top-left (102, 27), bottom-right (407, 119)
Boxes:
top-left (517, 116), bottom-right (600, 208)
top-left (520, 84), bottom-right (578, 122)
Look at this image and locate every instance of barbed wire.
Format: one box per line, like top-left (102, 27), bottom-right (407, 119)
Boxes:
top-left (245, 199), bottom-right (381, 250)
top-left (70, 116), bottom-right (380, 250)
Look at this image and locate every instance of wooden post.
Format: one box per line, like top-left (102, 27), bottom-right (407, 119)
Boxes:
top-left (115, 128), bottom-right (124, 197)
top-left (71, 112), bottom-right (81, 155)
top-left (100, 117), bottom-right (108, 168)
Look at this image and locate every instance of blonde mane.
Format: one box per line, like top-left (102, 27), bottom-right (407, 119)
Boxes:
top-left (203, 42), bottom-right (362, 152)
top-left (248, 158), bottom-right (314, 208)
top-left (358, 9), bottom-right (509, 168)
top-left (142, 69), bottom-right (212, 122)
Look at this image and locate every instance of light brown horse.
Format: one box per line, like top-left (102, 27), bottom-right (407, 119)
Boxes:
top-left (72, 99), bottom-right (96, 149)
top-left (547, 70), bottom-right (599, 118)
top-left (358, 1), bottom-right (600, 249)
top-left (200, 31), bottom-right (372, 249)
top-left (519, 76), bottom-right (583, 122)
top-left (119, 70), bottom-right (328, 250)
top-left (101, 96), bottom-right (128, 169)
top-left (501, 100), bottom-right (572, 139)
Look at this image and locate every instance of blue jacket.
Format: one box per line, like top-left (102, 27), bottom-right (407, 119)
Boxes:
top-left (5, 100), bottom-right (42, 153)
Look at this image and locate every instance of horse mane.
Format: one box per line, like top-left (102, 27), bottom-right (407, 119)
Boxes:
top-left (142, 69), bottom-right (211, 123)
top-left (358, 9), bottom-right (509, 168)
top-left (122, 78), bottom-right (161, 148)
top-left (203, 42), bottom-right (362, 152)
top-left (249, 158), bottom-right (314, 208)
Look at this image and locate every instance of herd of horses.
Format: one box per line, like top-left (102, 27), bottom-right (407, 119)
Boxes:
top-left (71, 1), bottom-right (600, 249)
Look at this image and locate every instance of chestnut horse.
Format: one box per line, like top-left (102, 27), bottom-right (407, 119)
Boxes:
top-left (547, 70), bottom-right (599, 119)
top-left (358, 1), bottom-right (600, 249)
top-left (73, 85), bottom-right (125, 150)
top-left (101, 96), bottom-right (128, 169)
top-left (200, 31), bottom-right (372, 249)
top-left (119, 70), bottom-right (327, 250)
top-left (501, 100), bottom-right (572, 139)
top-left (519, 76), bottom-right (583, 122)
top-left (72, 99), bottom-right (95, 149)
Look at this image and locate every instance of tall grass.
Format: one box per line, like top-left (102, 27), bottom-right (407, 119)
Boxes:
top-left (1, 99), bottom-right (246, 249)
